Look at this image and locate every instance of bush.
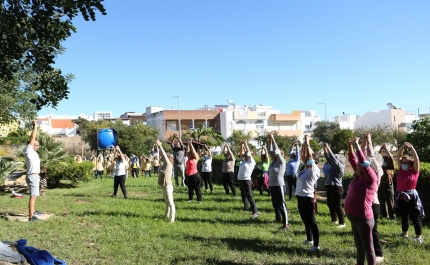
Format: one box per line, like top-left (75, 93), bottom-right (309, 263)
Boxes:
top-left (0, 157), bottom-right (18, 182)
top-left (418, 162), bottom-right (430, 186)
top-left (47, 161), bottom-right (94, 187)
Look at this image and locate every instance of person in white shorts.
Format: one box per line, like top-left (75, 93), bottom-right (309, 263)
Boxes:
top-left (23, 121), bottom-right (42, 221)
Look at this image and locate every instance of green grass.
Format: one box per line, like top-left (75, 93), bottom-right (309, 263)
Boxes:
top-left (1, 175), bottom-right (429, 265)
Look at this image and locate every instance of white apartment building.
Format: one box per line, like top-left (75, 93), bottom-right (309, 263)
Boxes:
top-left (333, 114), bottom-right (357, 130)
top-left (300, 110), bottom-right (322, 134)
top-left (219, 102), bottom-right (309, 144)
top-left (354, 104), bottom-right (416, 132)
top-left (93, 111), bottom-right (112, 121)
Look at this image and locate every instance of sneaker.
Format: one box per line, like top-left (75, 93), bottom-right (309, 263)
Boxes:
top-left (198, 201), bottom-right (202, 204)
top-left (336, 224), bottom-right (346, 228)
top-left (34, 210), bottom-right (43, 216)
top-left (28, 216), bottom-right (41, 221)
top-left (308, 246), bottom-right (320, 253)
top-left (375, 256), bottom-right (384, 263)
top-left (302, 240), bottom-right (313, 245)
top-left (333, 221), bottom-right (339, 225)
top-left (398, 233), bottom-right (409, 239)
top-left (251, 212), bottom-right (259, 218)
top-left (279, 224), bottom-right (289, 231)
top-left (186, 200), bottom-right (192, 203)
top-left (111, 195), bottom-right (116, 198)
top-left (414, 237), bottom-right (423, 244)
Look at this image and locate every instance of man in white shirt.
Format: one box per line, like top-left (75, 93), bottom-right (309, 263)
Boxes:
top-left (23, 121), bottom-right (41, 221)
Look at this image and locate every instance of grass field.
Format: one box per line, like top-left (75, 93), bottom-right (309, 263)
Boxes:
top-left (0, 174), bottom-right (429, 265)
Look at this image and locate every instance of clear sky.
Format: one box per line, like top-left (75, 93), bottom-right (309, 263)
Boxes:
top-left (42, 0), bottom-right (430, 120)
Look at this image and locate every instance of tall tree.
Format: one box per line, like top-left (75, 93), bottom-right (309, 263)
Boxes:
top-left (183, 123), bottom-right (225, 146)
top-left (407, 117), bottom-right (430, 162)
top-left (312, 121), bottom-right (340, 144)
top-left (255, 131), bottom-right (301, 154)
top-left (226, 130), bottom-right (255, 154)
top-left (353, 125), bottom-right (394, 147)
top-left (330, 129), bottom-right (354, 154)
top-left (1, 0), bottom-right (106, 116)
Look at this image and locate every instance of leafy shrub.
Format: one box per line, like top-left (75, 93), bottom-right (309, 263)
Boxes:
top-left (47, 161), bottom-right (94, 187)
top-left (0, 157), bottom-right (18, 182)
top-left (418, 162), bottom-right (430, 186)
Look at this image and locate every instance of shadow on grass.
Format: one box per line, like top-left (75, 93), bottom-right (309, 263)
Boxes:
top-left (76, 210), bottom-right (143, 218)
top-left (178, 216), bottom-right (266, 225)
top-left (171, 256), bottom-right (320, 265)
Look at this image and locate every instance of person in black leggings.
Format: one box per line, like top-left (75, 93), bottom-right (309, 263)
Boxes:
top-left (286, 142), bottom-right (300, 200)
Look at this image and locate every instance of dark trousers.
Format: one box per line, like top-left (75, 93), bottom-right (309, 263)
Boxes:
top-left (346, 213), bottom-right (375, 265)
top-left (113, 175), bottom-right (127, 198)
top-left (372, 203), bottom-right (383, 257)
top-left (398, 200), bottom-right (422, 235)
top-left (378, 183), bottom-right (395, 219)
top-left (326, 185), bottom-right (345, 224)
top-left (257, 171), bottom-right (270, 196)
top-left (239, 180), bottom-right (258, 214)
top-left (96, 170), bottom-right (103, 179)
top-left (187, 174), bottom-right (202, 202)
top-left (270, 186), bottom-right (287, 226)
top-left (297, 195), bottom-right (319, 247)
top-left (145, 170), bottom-right (152, 177)
top-left (131, 168), bottom-right (139, 178)
top-left (286, 175), bottom-right (296, 200)
top-left (222, 172), bottom-right (236, 196)
top-left (201, 171), bottom-right (213, 192)
top-left (153, 166), bottom-right (159, 174)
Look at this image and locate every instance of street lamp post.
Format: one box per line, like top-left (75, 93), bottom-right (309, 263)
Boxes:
top-left (173, 96), bottom-right (181, 138)
top-left (318, 103), bottom-right (327, 121)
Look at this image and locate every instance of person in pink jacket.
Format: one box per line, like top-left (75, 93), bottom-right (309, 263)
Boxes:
top-left (344, 137), bottom-right (378, 265)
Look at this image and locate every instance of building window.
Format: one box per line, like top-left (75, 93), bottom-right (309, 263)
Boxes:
top-left (255, 120), bottom-right (264, 130)
top-left (305, 125), bottom-right (310, 129)
top-left (257, 112), bottom-right (266, 117)
top-left (237, 120), bottom-right (246, 130)
top-left (305, 112), bottom-right (311, 117)
top-left (166, 121), bottom-right (177, 131)
top-left (189, 120), bottom-right (194, 130)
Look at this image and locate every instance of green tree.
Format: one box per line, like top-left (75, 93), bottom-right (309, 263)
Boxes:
top-left (330, 129), bottom-right (354, 154)
top-left (353, 125), bottom-right (394, 146)
top-left (312, 121), bottom-right (340, 144)
top-left (115, 121), bottom-right (159, 156)
top-left (183, 123), bottom-right (225, 146)
top-left (255, 131), bottom-right (301, 153)
top-left (226, 130), bottom-right (255, 154)
top-left (309, 139), bottom-right (322, 154)
top-left (391, 127), bottom-right (408, 149)
top-left (1, 0), bottom-right (106, 113)
top-left (407, 117), bottom-right (430, 162)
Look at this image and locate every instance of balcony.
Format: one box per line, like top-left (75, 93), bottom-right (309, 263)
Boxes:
top-left (269, 114), bottom-right (300, 122)
top-left (233, 111), bottom-right (260, 120)
top-left (271, 130), bottom-right (302, 137)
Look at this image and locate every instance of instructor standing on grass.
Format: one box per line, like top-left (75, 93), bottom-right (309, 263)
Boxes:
top-left (24, 121), bottom-right (42, 221)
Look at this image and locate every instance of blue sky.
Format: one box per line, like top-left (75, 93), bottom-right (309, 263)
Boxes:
top-left (42, 0), bottom-right (430, 120)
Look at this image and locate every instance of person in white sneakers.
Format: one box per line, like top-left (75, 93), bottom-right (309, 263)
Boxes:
top-left (296, 134), bottom-right (320, 253)
top-left (237, 140), bottom-right (258, 218)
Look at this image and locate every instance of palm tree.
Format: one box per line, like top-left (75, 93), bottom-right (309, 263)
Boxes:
top-left (183, 123), bottom-right (225, 146)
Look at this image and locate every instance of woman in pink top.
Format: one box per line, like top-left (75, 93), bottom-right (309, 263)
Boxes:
top-left (185, 140), bottom-right (202, 203)
top-left (395, 142), bottom-right (424, 244)
top-left (344, 137), bottom-right (378, 265)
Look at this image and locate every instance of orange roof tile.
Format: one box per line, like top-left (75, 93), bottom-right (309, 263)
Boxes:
top-left (51, 119), bottom-right (75, 129)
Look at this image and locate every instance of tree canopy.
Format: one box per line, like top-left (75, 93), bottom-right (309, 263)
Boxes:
top-left (1, 0), bottom-right (106, 122)
top-left (407, 117), bottom-right (430, 163)
top-left (312, 121), bottom-right (340, 144)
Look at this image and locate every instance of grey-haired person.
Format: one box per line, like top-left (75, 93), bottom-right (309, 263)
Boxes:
top-left (322, 142), bottom-right (346, 228)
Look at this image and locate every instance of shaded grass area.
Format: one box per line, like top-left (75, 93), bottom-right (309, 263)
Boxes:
top-left (1, 175), bottom-right (429, 265)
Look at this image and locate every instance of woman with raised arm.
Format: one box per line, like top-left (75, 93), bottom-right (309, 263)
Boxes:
top-left (201, 145), bottom-right (214, 194)
top-left (286, 142), bottom-right (300, 200)
top-left (362, 133), bottom-right (384, 263)
top-left (344, 137), bottom-right (378, 265)
top-left (96, 154), bottom-right (104, 180)
top-left (221, 144), bottom-right (237, 196)
top-left (185, 141), bottom-right (203, 203)
top-left (237, 140), bottom-right (259, 218)
top-left (296, 135), bottom-right (321, 253)
top-left (267, 134), bottom-right (289, 229)
top-left (256, 144), bottom-right (270, 196)
top-left (156, 139), bottom-right (175, 223)
top-left (395, 142), bottom-right (424, 244)
top-left (378, 143), bottom-right (395, 220)
top-left (322, 142), bottom-right (346, 228)
top-left (112, 145), bottom-right (128, 199)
